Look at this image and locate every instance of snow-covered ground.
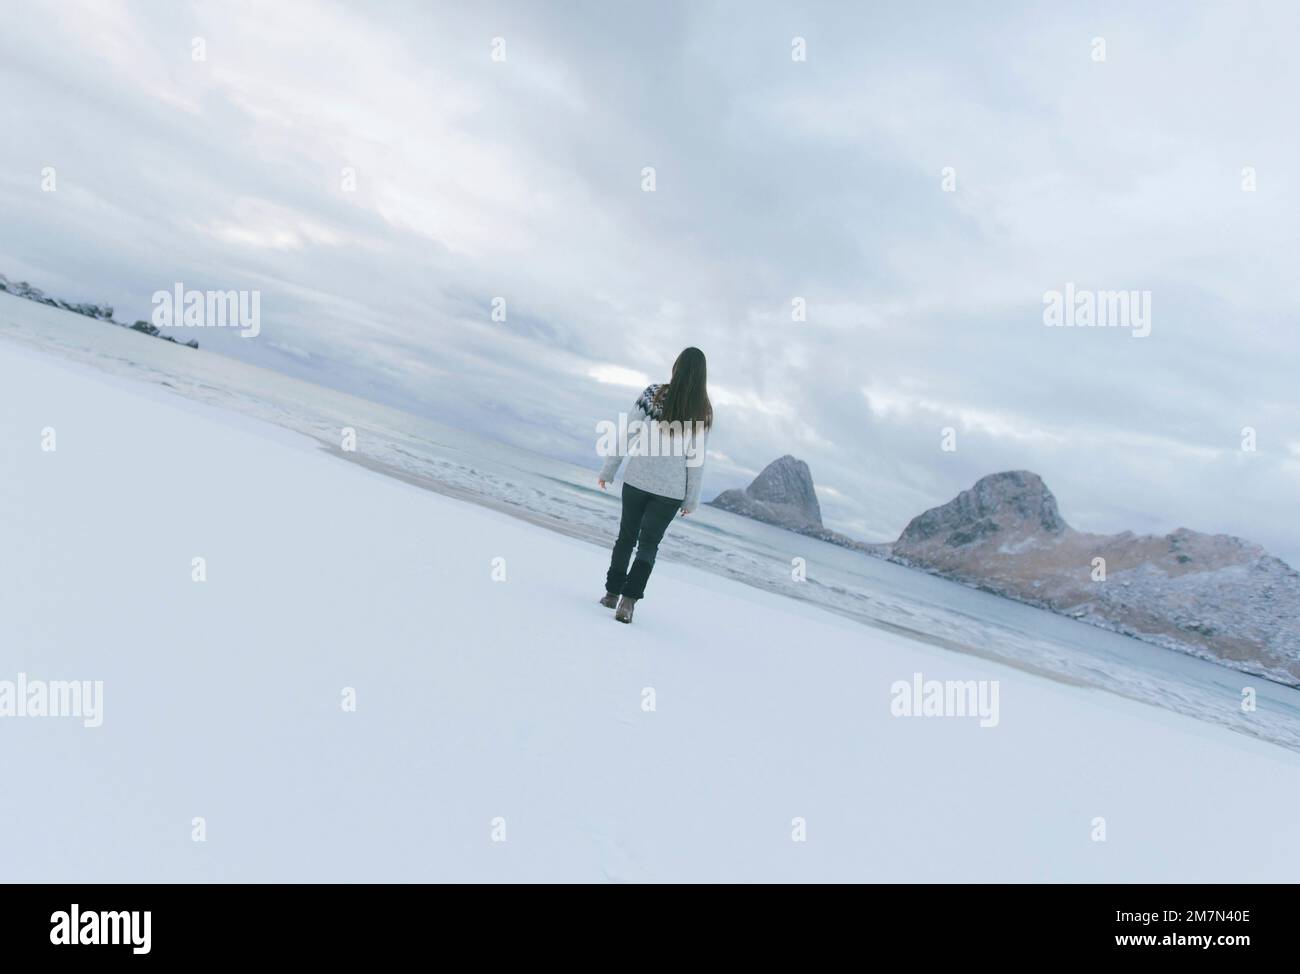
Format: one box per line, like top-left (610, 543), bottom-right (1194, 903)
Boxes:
top-left (4, 336), bottom-right (1300, 881)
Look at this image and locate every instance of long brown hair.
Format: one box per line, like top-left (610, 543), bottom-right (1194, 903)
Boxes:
top-left (658, 347), bottom-right (712, 428)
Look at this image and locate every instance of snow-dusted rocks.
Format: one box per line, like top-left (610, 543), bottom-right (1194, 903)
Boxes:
top-left (707, 455), bottom-right (880, 552)
top-left (709, 455), bottom-right (824, 531)
top-left (890, 472), bottom-right (1300, 686)
top-left (0, 271), bottom-right (197, 349)
top-left (897, 471), bottom-right (1065, 546)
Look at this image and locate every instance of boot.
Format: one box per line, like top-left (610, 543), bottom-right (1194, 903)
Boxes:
top-left (599, 592), bottom-right (619, 609)
top-left (615, 595), bottom-right (637, 624)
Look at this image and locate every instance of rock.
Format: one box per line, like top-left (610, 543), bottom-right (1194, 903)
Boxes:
top-left (707, 455), bottom-right (886, 555)
top-left (4, 271), bottom-right (197, 349)
top-left (708, 455), bottom-right (823, 531)
top-left (890, 471), bottom-right (1300, 686)
top-left (898, 471), bottom-right (1064, 546)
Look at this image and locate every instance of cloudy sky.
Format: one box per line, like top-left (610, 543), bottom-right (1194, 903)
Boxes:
top-left (3, 0), bottom-right (1299, 562)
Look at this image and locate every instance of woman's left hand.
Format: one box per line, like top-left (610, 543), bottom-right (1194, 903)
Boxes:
top-left (680, 509), bottom-right (689, 517)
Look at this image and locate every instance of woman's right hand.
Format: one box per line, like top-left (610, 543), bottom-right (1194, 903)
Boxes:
top-left (598, 479), bottom-right (607, 490)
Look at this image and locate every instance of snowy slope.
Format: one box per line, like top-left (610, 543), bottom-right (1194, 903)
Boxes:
top-left (3, 340), bottom-right (1300, 882)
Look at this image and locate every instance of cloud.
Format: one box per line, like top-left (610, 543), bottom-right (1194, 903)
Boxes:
top-left (1, 0), bottom-right (1298, 563)
top-left (588, 364), bottom-right (651, 389)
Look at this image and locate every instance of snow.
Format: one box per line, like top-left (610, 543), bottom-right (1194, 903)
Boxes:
top-left (4, 339), bottom-right (1300, 882)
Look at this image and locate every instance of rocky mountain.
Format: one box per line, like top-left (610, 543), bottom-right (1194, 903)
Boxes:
top-left (708, 456), bottom-right (883, 552)
top-left (890, 471), bottom-right (1300, 686)
top-left (711, 461), bottom-right (1299, 685)
top-left (710, 455), bottom-right (822, 528)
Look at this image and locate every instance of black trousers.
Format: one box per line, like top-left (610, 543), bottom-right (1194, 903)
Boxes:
top-left (605, 483), bottom-right (680, 599)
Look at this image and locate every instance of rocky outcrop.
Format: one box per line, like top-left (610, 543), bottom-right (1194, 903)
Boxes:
top-left (890, 471), bottom-right (1300, 686)
top-left (708, 456), bottom-right (884, 552)
top-left (711, 460), bottom-right (1298, 684)
top-left (0, 272), bottom-right (197, 349)
top-left (710, 455), bottom-right (823, 530)
top-left (897, 471), bottom-right (1065, 546)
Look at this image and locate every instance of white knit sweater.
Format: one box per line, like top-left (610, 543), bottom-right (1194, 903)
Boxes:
top-left (598, 384), bottom-right (710, 512)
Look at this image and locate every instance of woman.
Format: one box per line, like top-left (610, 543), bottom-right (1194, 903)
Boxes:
top-left (597, 347), bottom-right (712, 624)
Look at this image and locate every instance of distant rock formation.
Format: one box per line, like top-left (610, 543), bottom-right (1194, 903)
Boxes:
top-left (897, 471), bottom-right (1065, 547)
top-left (710, 455), bottom-right (822, 530)
top-left (710, 460), bottom-right (1299, 684)
top-left (708, 456), bottom-right (882, 552)
top-left (890, 471), bottom-right (1300, 686)
top-left (0, 272), bottom-right (197, 349)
